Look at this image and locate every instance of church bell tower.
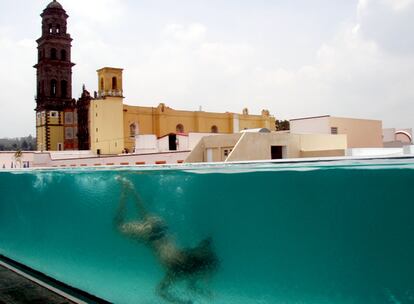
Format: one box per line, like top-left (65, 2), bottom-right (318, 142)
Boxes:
top-left (34, 0), bottom-right (76, 151)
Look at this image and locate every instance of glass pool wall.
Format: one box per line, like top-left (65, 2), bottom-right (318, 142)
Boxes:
top-left (1, 159), bottom-right (414, 304)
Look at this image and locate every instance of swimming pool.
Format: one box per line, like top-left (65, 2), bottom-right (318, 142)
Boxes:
top-left (1, 158), bottom-right (414, 303)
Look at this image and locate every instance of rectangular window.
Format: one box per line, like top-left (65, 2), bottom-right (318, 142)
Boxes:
top-left (65, 112), bottom-right (74, 124)
top-left (223, 148), bottom-right (233, 159)
top-left (331, 127), bottom-right (338, 134)
top-left (49, 111), bottom-right (58, 118)
top-left (65, 127), bottom-right (74, 139)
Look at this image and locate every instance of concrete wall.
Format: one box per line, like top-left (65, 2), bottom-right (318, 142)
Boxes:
top-left (37, 151), bottom-right (189, 167)
top-left (90, 96), bottom-right (124, 155)
top-left (49, 150), bottom-right (95, 160)
top-left (185, 132), bottom-right (347, 163)
top-left (0, 152), bottom-right (35, 169)
top-left (290, 116), bottom-right (330, 134)
top-left (185, 134), bottom-right (242, 163)
top-left (188, 133), bottom-right (218, 150)
top-left (299, 133), bottom-right (348, 152)
top-left (329, 117), bottom-right (383, 148)
top-left (133, 132), bottom-right (218, 154)
top-left (290, 116), bottom-right (382, 148)
top-left (383, 128), bottom-right (396, 142)
top-left (135, 135), bottom-right (158, 153)
top-left (346, 148), bottom-right (404, 157)
top-left (226, 133), bottom-right (347, 162)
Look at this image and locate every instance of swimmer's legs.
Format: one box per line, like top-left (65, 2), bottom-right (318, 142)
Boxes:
top-left (187, 277), bottom-right (213, 299)
top-left (157, 273), bottom-right (193, 304)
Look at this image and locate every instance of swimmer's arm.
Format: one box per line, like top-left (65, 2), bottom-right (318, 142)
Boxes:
top-left (130, 187), bottom-right (148, 218)
top-left (116, 175), bottom-right (148, 218)
top-left (114, 186), bottom-right (128, 229)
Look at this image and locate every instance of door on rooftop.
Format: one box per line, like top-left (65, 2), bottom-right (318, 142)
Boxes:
top-left (271, 146), bottom-right (283, 159)
top-left (169, 134), bottom-right (177, 151)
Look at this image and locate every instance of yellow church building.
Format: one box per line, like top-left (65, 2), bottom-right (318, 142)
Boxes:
top-left (88, 67), bottom-right (276, 155)
top-left (34, 1), bottom-right (275, 154)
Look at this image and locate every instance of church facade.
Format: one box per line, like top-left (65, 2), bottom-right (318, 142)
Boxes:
top-left (35, 1), bottom-right (276, 154)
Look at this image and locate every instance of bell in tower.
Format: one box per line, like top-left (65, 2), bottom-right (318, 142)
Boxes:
top-left (34, 1), bottom-right (77, 151)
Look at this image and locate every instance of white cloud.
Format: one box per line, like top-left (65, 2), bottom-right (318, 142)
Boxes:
top-left (0, 0), bottom-right (413, 137)
top-left (64, 0), bottom-right (125, 25)
top-left (357, 0), bottom-right (414, 54)
top-left (384, 0), bottom-right (414, 11)
top-left (0, 27), bottom-right (37, 137)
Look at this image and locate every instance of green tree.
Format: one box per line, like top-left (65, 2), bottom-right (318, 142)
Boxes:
top-left (22, 140), bottom-right (29, 150)
top-left (275, 120), bottom-right (290, 131)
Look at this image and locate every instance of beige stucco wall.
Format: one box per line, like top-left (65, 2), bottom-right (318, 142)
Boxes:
top-left (290, 116), bottom-right (330, 134)
top-left (185, 132), bottom-right (347, 163)
top-left (90, 97), bottom-right (124, 155)
top-left (299, 133), bottom-right (347, 152)
top-left (185, 134), bottom-right (242, 163)
top-left (290, 116), bottom-right (382, 148)
top-left (226, 133), bottom-right (291, 161)
top-left (328, 117), bottom-right (382, 148)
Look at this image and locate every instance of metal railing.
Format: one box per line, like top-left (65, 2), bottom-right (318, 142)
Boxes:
top-left (97, 90), bottom-right (123, 98)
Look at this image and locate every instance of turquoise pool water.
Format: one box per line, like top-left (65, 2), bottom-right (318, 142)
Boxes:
top-left (1, 159), bottom-right (414, 303)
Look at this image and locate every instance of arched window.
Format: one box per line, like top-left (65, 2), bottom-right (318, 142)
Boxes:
top-left (61, 80), bottom-right (68, 98)
top-left (56, 24), bottom-right (60, 34)
top-left (51, 48), bottom-right (57, 60)
top-left (50, 79), bottom-right (57, 97)
top-left (211, 125), bottom-right (218, 133)
top-left (100, 78), bottom-right (104, 91)
top-left (48, 24), bottom-right (53, 33)
top-left (176, 124), bottom-right (184, 133)
top-left (129, 123), bottom-right (137, 137)
top-left (112, 77), bottom-right (117, 90)
top-left (61, 49), bottom-right (66, 61)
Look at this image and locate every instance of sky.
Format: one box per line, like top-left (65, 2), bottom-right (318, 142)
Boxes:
top-left (0, 0), bottom-right (413, 137)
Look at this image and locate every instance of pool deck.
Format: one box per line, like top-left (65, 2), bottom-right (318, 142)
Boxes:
top-left (0, 264), bottom-right (75, 304)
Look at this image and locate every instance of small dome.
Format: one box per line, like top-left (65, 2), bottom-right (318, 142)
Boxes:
top-left (46, 0), bottom-right (63, 9)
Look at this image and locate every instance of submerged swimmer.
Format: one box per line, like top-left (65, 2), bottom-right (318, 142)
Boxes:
top-left (114, 176), bottom-right (219, 304)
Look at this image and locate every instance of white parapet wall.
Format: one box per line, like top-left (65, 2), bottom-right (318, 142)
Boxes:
top-left (134, 135), bottom-right (158, 153)
top-left (32, 151), bottom-right (190, 168)
top-left (49, 150), bottom-right (95, 160)
top-left (0, 152), bottom-right (36, 169)
top-left (346, 148), bottom-right (404, 157)
top-left (403, 145), bottom-right (414, 155)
